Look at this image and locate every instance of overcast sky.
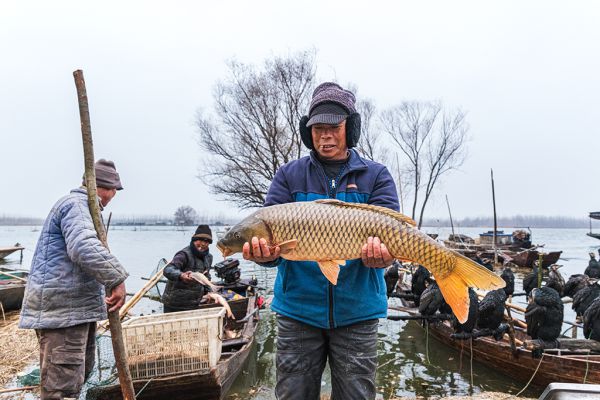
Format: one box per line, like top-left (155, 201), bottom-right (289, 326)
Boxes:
top-left (1, 1), bottom-right (599, 221)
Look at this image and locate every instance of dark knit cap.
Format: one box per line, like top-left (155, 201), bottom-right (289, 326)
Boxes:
top-left (306, 82), bottom-right (356, 127)
top-left (82, 159), bottom-right (124, 190)
top-left (192, 224), bottom-right (213, 243)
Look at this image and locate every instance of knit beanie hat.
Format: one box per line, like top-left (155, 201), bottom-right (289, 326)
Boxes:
top-left (192, 224), bottom-right (213, 243)
top-left (306, 82), bottom-right (357, 127)
top-left (82, 159), bottom-right (124, 190)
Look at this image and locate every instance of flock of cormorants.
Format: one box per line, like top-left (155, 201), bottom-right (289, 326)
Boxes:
top-left (385, 250), bottom-right (600, 343)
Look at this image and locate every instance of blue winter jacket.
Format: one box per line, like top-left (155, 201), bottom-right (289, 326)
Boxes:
top-left (19, 188), bottom-right (129, 329)
top-left (265, 149), bottom-right (399, 329)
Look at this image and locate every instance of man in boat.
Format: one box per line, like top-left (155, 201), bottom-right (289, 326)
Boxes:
top-left (243, 82), bottom-right (399, 400)
top-left (161, 224), bottom-right (214, 313)
top-left (19, 159), bottom-right (129, 400)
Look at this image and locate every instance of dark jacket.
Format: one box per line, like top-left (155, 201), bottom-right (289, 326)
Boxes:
top-left (264, 149), bottom-right (399, 329)
top-left (162, 246), bottom-right (213, 311)
top-left (19, 188), bottom-right (129, 329)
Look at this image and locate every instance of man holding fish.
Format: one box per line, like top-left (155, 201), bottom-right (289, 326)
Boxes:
top-left (217, 82), bottom-right (505, 399)
top-left (220, 82), bottom-right (399, 400)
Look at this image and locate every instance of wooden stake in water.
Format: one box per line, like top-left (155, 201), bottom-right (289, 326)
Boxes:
top-left (537, 253), bottom-right (544, 289)
top-left (491, 169), bottom-right (498, 265)
top-left (73, 69), bottom-right (136, 400)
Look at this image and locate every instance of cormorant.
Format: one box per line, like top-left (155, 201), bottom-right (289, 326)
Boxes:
top-left (411, 265), bottom-right (431, 306)
top-left (563, 274), bottom-right (591, 298)
top-left (475, 254), bottom-right (493, 271)
top-left (523, 267), bottom-right (540, 297)
top-left (585, 253), bottom-right (600, 279)
top-left (384, 261), bottom-right (402, 296)
top-left (572, 282), bottom-right (600, 317)
top-left (583, 297), bottom-right (600, 341)
top-left (477, 288), bottom-right (507, 333)
top-left (451, 288), bottom-right (479, 338)
top-left (525, 287), bottom-right (563, 341)
top-left (418, 281), bottom-right (449, 316)
top-left (546, 265), bottom-right (565, 297)
top-left (500, 267), bottom-right (515, 297)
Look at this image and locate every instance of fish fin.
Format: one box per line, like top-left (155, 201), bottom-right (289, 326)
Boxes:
top-left (436, 254), bottom-right (506, 323)
top-left (315, 199), bottom-right (417, 227)
top-left (277, 239), bottom-right (298, 255)
top-left (317, 260), bottom-right (341, 285)
top-left (333, 259), bottom-right (346, 266)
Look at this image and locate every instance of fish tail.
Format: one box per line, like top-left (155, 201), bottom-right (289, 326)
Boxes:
top-left (436, 254), bottom-right (505, 323)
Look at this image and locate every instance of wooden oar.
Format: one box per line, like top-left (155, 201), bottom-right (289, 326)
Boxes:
top-left (0, 270), bottom-right (27, 282)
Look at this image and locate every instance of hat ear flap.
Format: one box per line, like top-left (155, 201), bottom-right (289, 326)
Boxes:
top-left (299, 115), bottom-right (313, 150)
top-left (346, 113), bottom-right (361, 148)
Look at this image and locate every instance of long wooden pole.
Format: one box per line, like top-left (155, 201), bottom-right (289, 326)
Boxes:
top-left (445, 194), bottom-right (455, 237)
top-left (73, 70), bottom-right (136, 400)
top-left (491, 169), bottom-right (498, 265)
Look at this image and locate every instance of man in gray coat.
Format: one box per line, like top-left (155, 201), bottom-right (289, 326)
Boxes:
top-left (19, 159), bottom-right (129, 400)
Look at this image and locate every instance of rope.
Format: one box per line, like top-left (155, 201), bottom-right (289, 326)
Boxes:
top-left (425, 323), bottom-right (430, 364)
top-left (515, 353), bottom-right (545, 397)
top-left (583, 351), bottom-right (590, 384)
top-left (470, 337), bottom-right (474, 387)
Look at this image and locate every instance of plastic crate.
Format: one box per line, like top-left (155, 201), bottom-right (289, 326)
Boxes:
top-left (122, 307), bottom-right (226, 380)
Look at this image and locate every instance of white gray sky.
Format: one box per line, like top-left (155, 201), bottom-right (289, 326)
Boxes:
top-left (1, 1), bottom-right (599, 221)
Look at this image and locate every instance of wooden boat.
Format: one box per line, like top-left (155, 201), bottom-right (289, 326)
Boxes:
top-left (510, 250), bottom-right (563, 268)
top-left (393, 286), bottom-right (600, 388)
top-left (588, 211), bottom-right (600, 240)
top-left (0, 268), bottom-right (28, 311)
top-left (0, 245), bottom-right (24, 260)
top-left (87, 295), bottom-right (260, 400)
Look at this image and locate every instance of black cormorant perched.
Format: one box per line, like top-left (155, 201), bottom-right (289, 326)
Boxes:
top-left (500, 267), bottom-right (515, 297)
top-left (546, 265), bottom-right (565, 297)
top-left (451, 288), bottom-right (479, 337)
top-left (475, 254), bottom-right (493, 271)
top-left (384, 261), bottom-right (402, 296)
top-left (585, 253), bottom-right (600, 279)
top-left (572, 282), bottom-right (600, 317)
top-left (563, 274), bottom-right (591, 298)
top-left (418, 281), bottom-right (449, 316)
top-left (477, 289), bottom-right (507, 333)
top-left (583, 297), bottom-right (600, 341)
top-left (411, 265), bottom-right (431, 306)
top-left (523, 267), bottom-right (539, 297)
top-left (525, 287), bottom-right (563, 341)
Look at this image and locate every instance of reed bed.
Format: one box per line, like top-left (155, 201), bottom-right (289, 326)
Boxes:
top-left (0, 311), bottom-right (38, 388)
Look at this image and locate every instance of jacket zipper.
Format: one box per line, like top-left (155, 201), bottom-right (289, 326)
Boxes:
top-left (326, 165), bottom-right (346, 329)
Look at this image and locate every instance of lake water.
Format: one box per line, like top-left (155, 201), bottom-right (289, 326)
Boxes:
top-left (1, 225), bottom-right (599, 399)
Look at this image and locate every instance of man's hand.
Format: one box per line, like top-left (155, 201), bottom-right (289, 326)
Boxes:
top-left (105, 281), bottom-right (126, 312)
top-left (243, 237), bottom-right (281, 263)
top-left (180, 271), bottom-right (195, 283)
top-left (362, 236), bottom-right (395, 269)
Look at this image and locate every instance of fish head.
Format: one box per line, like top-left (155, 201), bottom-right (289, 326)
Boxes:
top-left (216, 214), bottom-right (270, 257)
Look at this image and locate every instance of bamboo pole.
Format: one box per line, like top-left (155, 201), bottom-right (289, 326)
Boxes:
top-left (73, 70), bottom-right (136, 400)
top-left (0, 270), bottom-right (27, 282)
top-left (0, 386), bottom-right (37, 394)
top-left (445, 194), bottom-right (455, 237)
top-left (537, 253), bottom-right (544, 288)
top-left (490, 169), bottom-right (498, 266)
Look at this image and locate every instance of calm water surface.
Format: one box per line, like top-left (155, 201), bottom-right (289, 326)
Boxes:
top-left (1, 225), bottom-right (598, 399)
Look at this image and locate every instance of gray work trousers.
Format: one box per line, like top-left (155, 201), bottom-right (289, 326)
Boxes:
top-left (275, 315), bottom-right (379, 400)
top-left (36, 322), bottom-right (96, 400)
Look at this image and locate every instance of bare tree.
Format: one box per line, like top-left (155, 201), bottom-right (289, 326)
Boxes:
top-left (381, 101), bottom-right (468, 228)
top-left (354, 98), bottom-right (390, 165)
top-left (196, 50), bottom-right (317, 208)
top-left (174, 205), bottom-right (198, 226)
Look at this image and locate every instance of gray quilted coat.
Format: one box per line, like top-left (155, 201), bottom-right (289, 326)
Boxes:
top-left (19, 188), bottom-right (128, 329)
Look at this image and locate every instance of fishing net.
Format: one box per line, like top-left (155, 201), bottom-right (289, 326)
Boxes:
top-left (147, 258), bottom-right (168, 300)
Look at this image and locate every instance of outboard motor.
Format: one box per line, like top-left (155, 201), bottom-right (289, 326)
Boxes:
top-left (214, 258), bottom-right (241, 284)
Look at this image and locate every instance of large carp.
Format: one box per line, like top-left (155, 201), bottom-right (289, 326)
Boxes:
top-left (217, 199), bottom-right (504, 322)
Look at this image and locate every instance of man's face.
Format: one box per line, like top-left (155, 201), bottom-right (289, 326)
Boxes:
top-left (194, 238), bottom-right (210, 252)
top-left (97, 187), bottom-right (117, 207)
top-left (311, 120), bottom-right (348, 161)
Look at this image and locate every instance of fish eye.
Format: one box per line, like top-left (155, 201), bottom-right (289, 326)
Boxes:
top-left (234, 232), bottom-right (241, 239)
